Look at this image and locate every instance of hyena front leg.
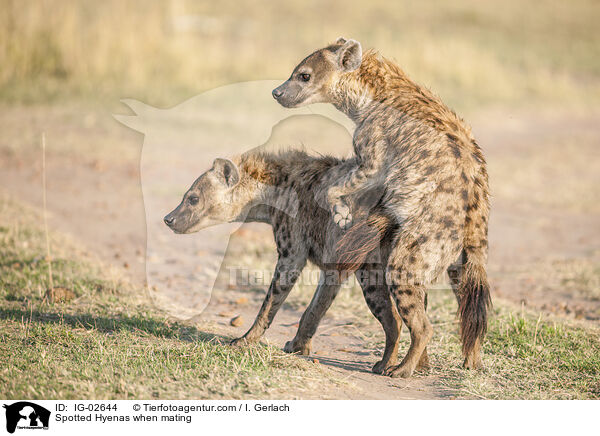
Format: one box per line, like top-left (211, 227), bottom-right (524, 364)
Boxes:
top-left (231, 255), bottom-right (306, 346)
top-left (284, 271), bottom-right (341, 355)
top-left (327, 136), bottom-right (386, 230)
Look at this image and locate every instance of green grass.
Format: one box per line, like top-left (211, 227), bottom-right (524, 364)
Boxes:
top-left (2, 193), bottom-right (599, 399)
top-left (222, 229), bottom-right (600, 399)
top-left (425, 293), bottom-right (600, 399)
top-left (0, 194), bottom-right (341, 399)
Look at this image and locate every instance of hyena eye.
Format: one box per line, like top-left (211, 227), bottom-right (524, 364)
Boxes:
top-left (187, 196), bottom-right (199, 206)
top-left (299, 73), bottom-right (311, 82)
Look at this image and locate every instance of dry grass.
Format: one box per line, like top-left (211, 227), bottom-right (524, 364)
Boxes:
top-left (1, 0), bottom-right (599, 110)
top-left (0, 193), bottom-right (345, 399)
top-left (225, 226), bottom-right (600, 399)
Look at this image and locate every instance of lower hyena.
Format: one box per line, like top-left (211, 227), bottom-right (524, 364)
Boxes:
top-left (164, 150), bottom-right (436, 374)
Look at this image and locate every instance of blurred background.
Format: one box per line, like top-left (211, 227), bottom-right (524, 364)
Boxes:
top-left (0, 0), bottom-right (599, 320)
top-left (1, 0), bottom-right (599, 109)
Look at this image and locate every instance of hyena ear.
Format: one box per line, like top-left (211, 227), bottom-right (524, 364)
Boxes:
top-left (213, 158), bottom-right (240, 188)
top-left (336, 39), bottom-right (362, 72)
top-left (335, 37), bottom-right (347, 44)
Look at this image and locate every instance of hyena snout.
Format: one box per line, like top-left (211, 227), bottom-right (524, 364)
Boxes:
top-left (272, 86), bottom-right (284, 99)
top-left (163, 213), bottom-right (176, 227)
top-left (164, 208), bottom-right (189, 233)
top-left (272, 82), bottom-right (303, 108)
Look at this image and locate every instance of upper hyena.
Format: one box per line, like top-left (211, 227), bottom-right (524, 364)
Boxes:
top-left (273, 38), bottom-right (491, 377)
top-left (164, 150), bottom-right (431, 375)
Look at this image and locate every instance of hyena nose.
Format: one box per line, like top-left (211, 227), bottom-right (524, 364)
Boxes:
top-left (164, 215), bottom-right (175, 226)
top-left (272, 88), bottom-right (283, 99)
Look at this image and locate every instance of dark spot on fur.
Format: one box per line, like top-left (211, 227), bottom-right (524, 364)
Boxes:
top-left (395, 287), bottom-right (413, 296)
top-left (446, 135), bottom-right (461, 158)
top-left (441, 216), bottom-right (454, 228)
top-left (424, 165), bottom-right (436, 176)
top-left (364, 286), bottom-right (376, 294)
top-left (399, 304), bottom-right (416, 317)
top-left (461, 189), bottom-right (468, 202)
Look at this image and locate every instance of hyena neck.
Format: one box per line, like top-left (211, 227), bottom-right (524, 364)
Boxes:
top-left (332, 50), bottom-right (469, 136)
top-left (234, 152), bottom-right (299, 224)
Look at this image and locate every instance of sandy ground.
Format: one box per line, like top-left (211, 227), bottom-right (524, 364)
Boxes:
top-left (1, 103), bottom-right (598, 399)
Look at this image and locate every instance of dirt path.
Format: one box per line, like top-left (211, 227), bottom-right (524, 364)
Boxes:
top-left (1, 104), bottom-right (598, 399)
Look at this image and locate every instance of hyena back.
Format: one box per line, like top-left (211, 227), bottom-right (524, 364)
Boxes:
top-left (273, 38), bottom-right (491, 376)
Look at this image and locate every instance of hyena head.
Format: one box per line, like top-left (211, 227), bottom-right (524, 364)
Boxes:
top-left (272, 37), bottom-right (362, 108)
top-left (164, 158), bottom-right (248, 234)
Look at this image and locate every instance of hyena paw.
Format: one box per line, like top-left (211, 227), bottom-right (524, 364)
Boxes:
top-left (283, 339), bottom-right (311, 355)
top-left (372, 359), bottom-right (394, 375)
top-left (463, 355), bottom-right (483, 370)
top-left (384, 363), bottom-right (415, 379)
top-left (230, 336), bottom-right (254, 347)
top-left (416, 350), bottom-right (431, 371)
top-left (332, 203), bottom-right (353, 230)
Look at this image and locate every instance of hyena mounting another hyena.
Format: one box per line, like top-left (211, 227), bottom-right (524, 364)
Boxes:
top-left (164, 150), bottom-right (430, 375)
top-left (272, 38), bottom-right (491, 377)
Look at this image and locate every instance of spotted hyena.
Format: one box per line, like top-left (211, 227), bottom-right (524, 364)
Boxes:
top-left (273, 38), bottom-right (491, 377)
top-left (164, 150), bottom-right (431, 375)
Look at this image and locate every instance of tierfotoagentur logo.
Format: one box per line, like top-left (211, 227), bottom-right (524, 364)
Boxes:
top-left (3, 402), bottom-right (50, 434)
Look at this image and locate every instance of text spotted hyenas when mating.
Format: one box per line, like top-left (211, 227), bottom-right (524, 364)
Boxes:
top-left (273, 38), bottom-right (491, 377)
top-left (165, 151), bottom-right (429, 374)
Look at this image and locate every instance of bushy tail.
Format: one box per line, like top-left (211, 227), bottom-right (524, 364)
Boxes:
top-left (459, 160), bottom-right (492, 359)
top-left (336, 211), bottom-right (396, 271)
top-left (458, 255), bottom-right (491, 358)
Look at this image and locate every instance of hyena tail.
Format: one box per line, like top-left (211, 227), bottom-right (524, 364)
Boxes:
top-left (336, 210), bottom-right (396, 271)
top-left (458, 251), bottom-right (491, 359)
top-left (459, 172), bottom-right (492, 360)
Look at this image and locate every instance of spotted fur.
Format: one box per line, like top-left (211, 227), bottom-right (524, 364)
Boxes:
top-left (165, 150), bottom-right (408, 374)
top-left (274, 39), bottom-right (492, 375)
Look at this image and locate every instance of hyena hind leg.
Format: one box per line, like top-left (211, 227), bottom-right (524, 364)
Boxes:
top-left (447, 249), bottom-right (466, 306)
top-left (385, 281), bottom-right (433, 379)
top-left (355, 265), bottom-right (402, 374)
